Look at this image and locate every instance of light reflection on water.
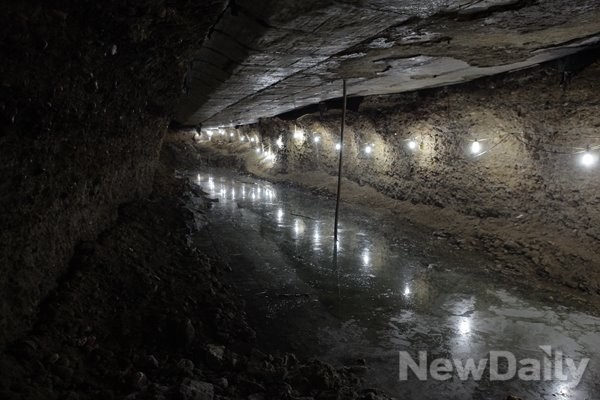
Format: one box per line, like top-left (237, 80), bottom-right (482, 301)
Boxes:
top-left (293, 218), bottom-right (305, 239)
top-left (192, 170), bottom-right (600, 400)
top-left (457, 317), bottom-right (471, 336)
top-left (361, 248), bottom-right (370, 268)
top-left (312, 224), bottom-right (321, 251)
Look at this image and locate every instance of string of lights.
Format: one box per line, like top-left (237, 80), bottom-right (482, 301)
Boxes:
top-left (472, 135), bottom-right (511, 158)
top-left (470, 131), bottom-right (600, 166)
top-left (198, 125), bottom-right (600, 169)
top-left (510, 134), bottom-right (586, 155)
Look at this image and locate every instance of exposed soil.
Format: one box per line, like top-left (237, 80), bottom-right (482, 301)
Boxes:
top-left (0, 0), bottom-right (226, 349)
top-left (0, 136), bottom-right (394, 400)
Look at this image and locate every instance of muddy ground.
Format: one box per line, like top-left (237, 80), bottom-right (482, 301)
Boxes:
top-left (0, 136), bottom-right (396, 400)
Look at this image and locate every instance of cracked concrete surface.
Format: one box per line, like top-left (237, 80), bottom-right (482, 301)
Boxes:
top-left (175, 0), bottom-right (600, 128)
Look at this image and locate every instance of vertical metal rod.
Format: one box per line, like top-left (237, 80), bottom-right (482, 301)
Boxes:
top-left (333, 79), bottom-right (347, 246)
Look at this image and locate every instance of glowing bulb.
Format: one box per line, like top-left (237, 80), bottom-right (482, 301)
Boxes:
top-left (240, 136), bottom-right (245, 142)
top-left (293, 127), bottom-right (303, 140)
top-left (230, 133), bottom-right (234, 137)
top-left (365, 145), bottom-right (372, 154)
top-left (255, 147), bottom-right (261, 153)
top-left (335, 143), bottom-right (341, 151)
top-left (404, 286), bottom-right (411, 296)
top-left (408, 140), bottom-right (417, 150)
top-left (471, 140), bottom-right (482, 154)
top-left (580, 151), bottom-right (598, 168)
top-left (314, 136), bottom-right (320, 143)
top-left (250, 137), bottom-right (256, 143)
top-left (276, 136), bottom-right (284, 149)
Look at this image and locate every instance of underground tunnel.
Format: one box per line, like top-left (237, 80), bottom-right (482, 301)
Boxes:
top-left (1, 0), bottom-right (600, 399)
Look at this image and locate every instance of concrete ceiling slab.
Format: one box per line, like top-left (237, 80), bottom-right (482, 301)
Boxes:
top-left (175, 0), bottom-right (600, 128)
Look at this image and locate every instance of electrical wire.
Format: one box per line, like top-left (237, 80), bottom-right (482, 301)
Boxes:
top-left (509, 133), bottom-right (600, 155)
top-left (474, 134), bottom-right (511, 158)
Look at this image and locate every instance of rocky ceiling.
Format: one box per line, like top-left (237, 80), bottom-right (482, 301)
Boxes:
top-left (174, 0), bottom-right (600, 128)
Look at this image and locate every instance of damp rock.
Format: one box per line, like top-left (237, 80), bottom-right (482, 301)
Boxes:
top-left (130, 371), bottom-right (148, 390)
top-left (144, 355), bottom-right (159, 369)
top-left (177, 358), bottom-right (195, 376)
top-left (181, 319), bottom-right (196, 346)
top-left (216, 377), bottom-right (228, 389)
top-left (206, 344), bottom-right (225, 365)
top-left (179, 379), bottom-right (214, 400)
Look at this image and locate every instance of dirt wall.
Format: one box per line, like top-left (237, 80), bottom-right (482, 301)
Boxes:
top-left (0, 0), bottom-right (226, 349)
top-left (252, 61), bottom-right (600, 234)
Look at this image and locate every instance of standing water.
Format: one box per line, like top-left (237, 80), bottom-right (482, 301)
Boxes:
top-left (190, 168), bottom-right (599, 400)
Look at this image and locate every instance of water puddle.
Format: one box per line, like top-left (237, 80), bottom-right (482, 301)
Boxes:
top-left (189, 168), bottom-right (600, 399)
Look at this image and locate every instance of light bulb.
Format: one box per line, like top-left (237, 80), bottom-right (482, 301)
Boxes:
top-left (580, 151), bottom-right (598, 167)
top-left (293, 128), bottom-right (303, 140)
top-left (471, 140), bottom-right (482, 154)
top-left (250, 137), bottom-right (255, 143)
top-left (335, 143), bottom-right (341, 151)
top-left (276, 137), bottom-right (284, 149)
top-left (365, 145), bottom-right (372, 154)
top-left (230, 133), bottom-right (234, 137)
top-left (240, 136), bottom-right (245, 141)
top-left (255, 148), bottom-right (261, 153)
top-left (314, 136), bottom-right (320, 143)
top-left (408, 140), bottom-right (417, 150)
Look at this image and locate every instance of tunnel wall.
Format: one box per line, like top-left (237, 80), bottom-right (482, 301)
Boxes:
top-left (241, 61), bottom-right (600, 236)
top-left (202, 60), bottom-right (600, 291)
top-left (0, 1), bottom-right (225, 349)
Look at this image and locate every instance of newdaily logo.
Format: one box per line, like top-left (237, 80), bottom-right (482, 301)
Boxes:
top-left (399, 346), bottom-right (589, 384)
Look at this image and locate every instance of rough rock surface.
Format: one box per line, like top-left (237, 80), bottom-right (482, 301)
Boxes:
top-left (0, 0), bottom-right (226, 349)
top-left (175, 0), bottom-right (600, 126)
